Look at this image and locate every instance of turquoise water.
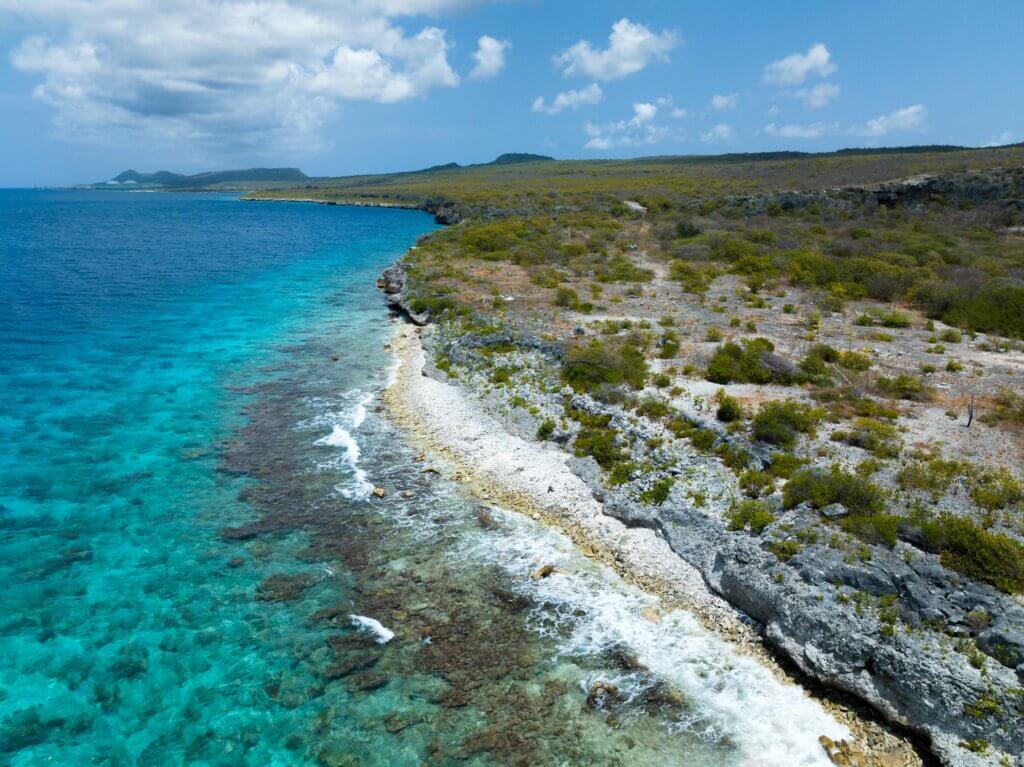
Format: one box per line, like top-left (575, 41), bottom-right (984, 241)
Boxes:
top-left (0, 191), bottom-right (843, 766)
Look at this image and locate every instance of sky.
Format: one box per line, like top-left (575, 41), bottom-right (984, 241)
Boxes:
top-left (0, 1), bottom-right (1021, 186)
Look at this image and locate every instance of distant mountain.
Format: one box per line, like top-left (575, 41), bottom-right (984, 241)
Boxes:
top-left (98, 167), bottom-right (308, 189)
top-left (487, 153), bottom-right (554, 165)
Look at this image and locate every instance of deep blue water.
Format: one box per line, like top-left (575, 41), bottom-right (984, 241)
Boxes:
top-left (0, 190), bottom-right (842, 767)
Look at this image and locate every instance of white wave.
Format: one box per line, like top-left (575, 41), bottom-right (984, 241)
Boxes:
top-left (457, 507), bottom-right (847, 767)
top-left (314, 390), bottom-right (376, 499)
top-left (350, 614), bottom-right (395, 644)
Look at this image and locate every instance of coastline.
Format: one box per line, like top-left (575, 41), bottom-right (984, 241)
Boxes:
top-left (381, 320), bottom-right (922, 767)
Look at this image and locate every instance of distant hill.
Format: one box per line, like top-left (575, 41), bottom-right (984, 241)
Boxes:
top-left (487, 153), bottom-right (554, 165)
top-left (96, 167), bottom-right (308, 190)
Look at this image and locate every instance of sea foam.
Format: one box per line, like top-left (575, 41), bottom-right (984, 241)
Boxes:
top-left (350, 614), bottom-right (395, 643)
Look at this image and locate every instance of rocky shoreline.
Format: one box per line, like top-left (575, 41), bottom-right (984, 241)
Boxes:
top-left (381, 320), bottom-right (929, 767)
top-left (377, 257), bottom-right (1024, 767)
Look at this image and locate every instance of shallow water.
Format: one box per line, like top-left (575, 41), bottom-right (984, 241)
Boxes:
top-left (0, 190), bottom-right (843, 766)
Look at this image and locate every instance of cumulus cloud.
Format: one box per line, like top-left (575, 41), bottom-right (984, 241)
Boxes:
top-left (851, 104), bottom-right (927, 136)
top-left (793, 82), bottom-right (839, 109)
top-left (556, 18), bottom-right (678, 81)
top-left (764, 121), bottom-right (836, 139)
top-left (532, 83), bottom-right (602, 115)
top-left (0, 0), bottom-right (473, 155)
top-left (709, 93), bottom-right (738, 111)
top-left (470, 35), bottom-right (509, 80)
top-left (762, 43), bottom-right (836, 86)
top-left (583, 99), bottom-right (673, 150)
top-left (983, 130), bottom-right (1016, 147)
top-left (700, 123), bottom-right (734, 144)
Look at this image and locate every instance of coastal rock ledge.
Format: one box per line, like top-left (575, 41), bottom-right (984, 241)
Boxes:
top-left (378, 277), bottom-right (1024, 767)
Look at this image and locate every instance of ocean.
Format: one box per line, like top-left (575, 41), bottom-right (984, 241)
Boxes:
top-left (0, 190), bottom-right (840, 766)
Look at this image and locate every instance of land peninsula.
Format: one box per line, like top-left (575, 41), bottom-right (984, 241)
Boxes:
top-left (248, 144), bottom-right (1024, 767)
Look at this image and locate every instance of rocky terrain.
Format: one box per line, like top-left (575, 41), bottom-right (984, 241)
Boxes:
top-left (375, 164), bottom-right (1024, 766)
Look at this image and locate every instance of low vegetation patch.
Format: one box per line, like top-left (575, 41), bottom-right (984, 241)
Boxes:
top-left (752, 401), bottom-right (824, 448)
top-left (783, 467), bottom-right (886, 516)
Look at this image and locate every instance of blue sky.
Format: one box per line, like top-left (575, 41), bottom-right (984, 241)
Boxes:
top-left (0, 1), bottom-right (1021, 186)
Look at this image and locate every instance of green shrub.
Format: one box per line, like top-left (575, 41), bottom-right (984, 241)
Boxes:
top-left (690, 429), bottom-right (717, 451)
top-left (728, 499), bottom-right (775, 533)
top-left (767, 539), bottom-right (803, 562)
top-left (921, 515), bottom-right (1024, 593)
top-left (714, 389), bottom-right (744, 422)
top-left (573, 428), bottom-right (623, 469)
top-left (562, 340), bottom-right (648, 392)
top-left (839, 513), bottom-right (902, 547)
top-left (554, 286), bottom-right (579, 307)
top-left (752, 400), bottom-right (823, 447)
top-left (767, 453), bottom-right (809, 479)
top-left (838, 351), bottom-right (873, 371)
top-left (880, 310), bottom-right (912, 328)
top-left (939, 329), bottom-right (962, 343)
top-left (897, 457), bottom-right (969, 500)
top-left (983, 387), bottom-right (1024, 425)
top-left (876, 374), bottom-right (927, 401)
top-left (536, 419), bottom-right (555, 441)
top-left (653, 373), bottom-right (671, 388)
top-left (706, 338), bottom-right (791, 385)
top-left (669, 261), bottom-right (714, 293)
top-left (675, 221), bottom-right (702, 238)
top-left (641, 478), bottom-right (674, 505)
top-left (831, 417), bottom-right (902, 458)
top-left (636, 396), bottom-right (670, 419)
top-left (783, 467), bottom-right (886, 515)
top-left (969, 467), bottom-right (1023, 510)
top-left (607, 462), bottom-right (635, 486)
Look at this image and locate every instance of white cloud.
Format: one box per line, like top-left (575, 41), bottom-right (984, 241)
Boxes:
top-left (983, 130), bottom-right (1016, 147)
top-left (470, 35), bottom-right (508, 80)
top-left (851, 104), bottom-right (927, 137)
top-left (766, 104), bottom-right (782, 116)
top-left (764, 121), bottom-right (836, 139)
top-left (1, 0), bottom-right (473, 155)
top-left (532, 83), bottom-right (602, 115)
top-left (583, 100), bottom-right (673, 150)
top-left (671, 107), bottom-right (688, 119)
top-left (556, 18), bottom-right (678, 81)
top-left (793, 82), bottom-right (839, 109)
top-left (762, 43), bottom-right (836, 86)
top-left (700, 123), bottom-right (734, 144)
top-left (709, 93), bottom-right (738, 111)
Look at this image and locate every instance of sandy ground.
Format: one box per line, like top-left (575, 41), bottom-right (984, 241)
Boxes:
top-left (382, 321), bottom-right (921, 767)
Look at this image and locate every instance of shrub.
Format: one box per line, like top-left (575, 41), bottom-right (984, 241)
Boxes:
top-left (831, 418), bottom-right (902, 458)
top-left (536, 419), bottom-right (555, 441)
top-left (838, 351), bottom-right (873, 371)
top-left (706, 338), bottom-right (791, 385)
top-left (939, 329), bottom-right (962, 343)
top-left (921, 515), bottom-right (1024, 593)
top-left (783, 467), bottom-right (886, 515)
top-left (839, 513), bottom-right (902, 547)
top-left (657, 331), bottom-right (680, 359)
top-left (562, 340), bottom-right (648, 392)
top-left (669, 261), bottom-right (714, 293)
top-left (554, 286), bottom-right (579, 307)
top-left (879, 310), bottom-right (912, 328)
top-left (573, 428), bottom-right (623, 469)
top-left (714, 389), bottom-right (744, 422)
top-left (675, 220), bottom-right (702, 238)
top-left (752, 401), bottom-right (823, 447)
top-left (727, 500), bottom-right (775, 533)
top-left (636, 396), bottom-right (670, 420)
top-left (767, 453), bottom-right (809, 479)
top-left (969, 467), bottom-right (1023, 510)
top-left (897, 457), bottom-right (968, 500)
top-left (607, 462), bottom-right (634, 486)
top-left (653, 373), bottom-right (671, 388)
top-left (705, 326), bottom-right (724, 342)
top-left (876, 374), bottom-right (927, 401)
top-left (641, 478), bottom-right (674, 505)
top-left (767, 539), bottom-right (803, 562)
top-left (982, 387), bottom-right (1024, 425)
